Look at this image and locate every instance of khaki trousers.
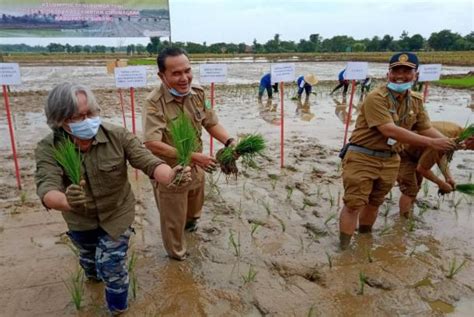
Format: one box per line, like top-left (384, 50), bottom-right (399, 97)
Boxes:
top-left (152, 167), bottom-right (205, 260)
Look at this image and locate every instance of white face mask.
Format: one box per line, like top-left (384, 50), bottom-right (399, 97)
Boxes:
top-left (68, 116), bottom-right (101, 140)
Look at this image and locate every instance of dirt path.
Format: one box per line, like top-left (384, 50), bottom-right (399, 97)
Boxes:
top-left (0, 82), bottom-right (473, 316)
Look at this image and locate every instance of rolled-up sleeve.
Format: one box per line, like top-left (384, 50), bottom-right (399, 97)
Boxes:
top-left (122, 129), bottom-right (164, 178)
top-left (142, 100), bottom-right (167, 143)
top-left (34, 137), bottom-right (65, 201)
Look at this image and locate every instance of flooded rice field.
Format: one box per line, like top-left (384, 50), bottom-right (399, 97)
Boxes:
top-left (0, 63), bottom-right (473, 316)
top-left (11, 61), bottom-right (474, 91)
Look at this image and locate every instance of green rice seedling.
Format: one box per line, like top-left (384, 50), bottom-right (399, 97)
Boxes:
top-left (286, 185), bottom-right (294, 201)
top-left (316, 186), bottom-right (322, 199)
top-left (388, 190), bottom-right (393, 202)
top-left (307, 304), bottom-right (317, 317)
top-left (409, 244), bottom-right (417, 257)
top-left (446, 123), bottom-right (474, 162)
top-left (380, 225), bottom-right (391, 236)
top-left (325, 251), bottom-right (332, 269)
top-left (324, 213), bottom-right (337, 226)
top-left (52, 137), bottom-right (82, 184)
top-left (455, 183), bottom-right (474, 196)
top-left (419, 205), bottom-right (429, 217)
top-left (250, 223), bottom-right (261, 237)
top-left (367, 248), bottom-right (373, 263)
top-left (260, 200), bottom-right (271, 215)
top-left (272, 214), bottom-right (286, 232)
top-left (327, 187), bottom-right (334, 208)
top-left (20, 191), bottom-right (27, 205)
top-left (128, 251), bottom-right (138, 300)
top-left (337, 190), bottom-right (341, 208)
top-left (469, 173), bottom-right (472, 182)
top-left (422, 181), bottom-right (429, 198)
top-left (217, 134), bottom-right (266, 176)
top-left (436, 197), bottom-right (441, 210)
top-left (228, 230), bottom-right (241, 258)
top-left (453, 197), bottom-right (463, 211)
top-left (358, 272), bottom-right (367, 295)
top-left (382, 202), bottom-right (391, 218)
top-left (407, 217), bottom-right (416, 232)
top-left (169, 112), bottom-right (198, 184)
top-left (271, 178), bottom-right (278, 190)
top-left (64, 267), bottom-right (85, 310)
top-left (446, 258), bottom-right (467, 279)
top-left (336, 161), bottom-right (341, 173)
top-left (299, 235), bottom-right (305, 253)
top-left (241, 265), bottom-right (258, 284)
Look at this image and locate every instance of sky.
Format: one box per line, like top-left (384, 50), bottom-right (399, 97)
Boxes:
top-left (1, 0), bottom-right (472, 46)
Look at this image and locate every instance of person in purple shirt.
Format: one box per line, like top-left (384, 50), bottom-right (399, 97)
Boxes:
top-left (258, 73), bottom-right (279, 102)
top-left (296, 74), bottom-right (318, 101)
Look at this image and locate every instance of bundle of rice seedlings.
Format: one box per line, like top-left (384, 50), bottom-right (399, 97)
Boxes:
top-left (447, 123), bottom-right (474, 162)
top-left (216, 134), bottom-right (266, 177)
top-left (170, 112), bottom-right (198, 184)
top-left (455, 183), bottom-right (474, 196)
top-left (52, 137), bottom-right (82, 185)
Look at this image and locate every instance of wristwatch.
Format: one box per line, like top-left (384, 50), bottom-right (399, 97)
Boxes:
top-left (225, 138), bottom-right (235, 147)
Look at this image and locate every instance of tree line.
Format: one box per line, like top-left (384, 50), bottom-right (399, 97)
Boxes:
top-left (1, 29), bottom-right (472, 54)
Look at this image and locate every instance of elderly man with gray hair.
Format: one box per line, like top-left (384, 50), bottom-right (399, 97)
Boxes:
top-left (34, 82), bottom-right (191, 314)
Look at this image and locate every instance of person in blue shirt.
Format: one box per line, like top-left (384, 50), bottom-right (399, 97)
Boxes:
top-left (258, 73), bottom-right (279, 102)
top-left (330, 69), bottom-right (350, 97)
top-left (296, 74), bottom-right (318, 101)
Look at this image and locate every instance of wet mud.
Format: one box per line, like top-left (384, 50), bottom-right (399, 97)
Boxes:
top-left (0, 63), bottom-right (473, 316)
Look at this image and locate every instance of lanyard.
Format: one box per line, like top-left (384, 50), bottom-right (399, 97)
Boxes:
top-left (387, 89), bottom-right (411, 126)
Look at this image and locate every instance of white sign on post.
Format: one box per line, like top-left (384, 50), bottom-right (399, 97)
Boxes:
top-left (114, 66), bottom-right (147, 88)
top-left (344, 62), bottom-right (368, 80)
top-left (200, 64), bottom-right (227, 84)
top-left (271, 63), bottom-right (296, 83)
top-left (418, 64), bottom-right (442, 82)
top-left (0, 63), bottom-right (21, 85)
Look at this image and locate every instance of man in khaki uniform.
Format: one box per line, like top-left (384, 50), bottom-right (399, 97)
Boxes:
top-left (339, 52), bottom-right (456, 249)
top-left (398, 121), bottom-right (463, 218)
top-left (143, 47), bottom-right (235, 260)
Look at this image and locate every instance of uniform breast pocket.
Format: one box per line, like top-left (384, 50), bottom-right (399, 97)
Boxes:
top-left (194, 108), bottom-right (206, 124)
top-left (98, 157), bottom-right (127, 184)
top-left (403, 114), bottom-right (417, 130)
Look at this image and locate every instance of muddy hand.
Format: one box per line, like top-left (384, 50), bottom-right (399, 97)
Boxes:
top-left (171, 165), bottom-right (192, 186)
top-left (430, 137), bottom-right (456, 152)
top-left (65, 181), bottom-right (86, 209)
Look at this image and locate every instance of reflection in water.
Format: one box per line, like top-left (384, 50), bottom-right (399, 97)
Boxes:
top-left (295, 99), bottom-right (315, 122)
top-left (258, 99), bottom-right (280, 125)
top-left (333, 97), bottom-right (360, 125)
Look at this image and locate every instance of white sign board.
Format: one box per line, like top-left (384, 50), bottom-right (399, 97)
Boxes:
top-left (114, 66), bottom-right (147, 88)
top-left (344, 62), bottom-right (368, 80)
top-left (418, 64), bottom-right (442, 82)
top-left (199, 64), bottom-right (228, 84)
top-left (271, 63), bottom-right (295, 83)
top-left (0, 63), bottom-right (21, 85)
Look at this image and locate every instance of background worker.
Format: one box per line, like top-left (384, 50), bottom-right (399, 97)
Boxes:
top-left (258, 73), bottom-right (279, 102)
top-left (296, 73), bottom-right (318, 101)
top-left (330, 68), bottom-right (350, 97)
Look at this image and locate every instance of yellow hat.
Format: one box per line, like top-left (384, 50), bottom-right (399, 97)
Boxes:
top-left (304, 74), bottom-right (318, 85)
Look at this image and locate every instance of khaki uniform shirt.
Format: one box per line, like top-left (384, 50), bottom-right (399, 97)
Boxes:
top-left (350, 86), bottom-right (431, 152)
top-left (35, 123), bottom-right (164, 239)
top-left (142, 83), bottom-right (219, 167)
top-left (403, 121), bottom-right (462, 169)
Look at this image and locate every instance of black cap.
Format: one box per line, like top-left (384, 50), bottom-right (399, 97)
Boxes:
top-left (389, 52), bottom-right (419, 70)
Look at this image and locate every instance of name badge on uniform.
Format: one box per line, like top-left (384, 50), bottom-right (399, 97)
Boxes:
top-left (387, 138), bottom-right (397, 146)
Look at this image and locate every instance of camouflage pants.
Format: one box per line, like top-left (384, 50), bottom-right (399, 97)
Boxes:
top-left (67, 227), bottom-right (133, 312)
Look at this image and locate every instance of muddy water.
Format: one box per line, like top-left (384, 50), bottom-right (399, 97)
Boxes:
top-left (10, 62), bottom-right (474, 91)
top-left (1, 80), bottom-right (473, 316)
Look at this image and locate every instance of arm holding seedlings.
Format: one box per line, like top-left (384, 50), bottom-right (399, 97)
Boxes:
top-left (377, 123), bottom-right (456, 151)
top-left (416, 151), bottom-right (454, 193)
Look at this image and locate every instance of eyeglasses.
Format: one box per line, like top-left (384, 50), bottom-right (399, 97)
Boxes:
top-left (67, 109), bottom-right (101, 123)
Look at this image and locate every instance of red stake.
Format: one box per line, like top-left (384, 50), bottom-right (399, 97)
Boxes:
top-left (343, 80), bottom-right (357, 147)
top-left (118, 88), bottom-right (127, 129)
top-left (423, 82), bottom-right (429, 103)
top-left (210, 82), bottom-right (215, 156)
top-left (280, 81), bottom-right (285, 168)
top-left (130, 87), bottom-right (136, 135)
top-left (2, 85), bottom-right (22, 189)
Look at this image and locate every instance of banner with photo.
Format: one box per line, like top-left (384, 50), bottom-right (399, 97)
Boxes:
top-left (0, 0), bottom-right (170, 37)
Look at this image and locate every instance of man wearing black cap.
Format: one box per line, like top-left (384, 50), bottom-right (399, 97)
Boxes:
top-left (338, 52), bottom-right (456, 250)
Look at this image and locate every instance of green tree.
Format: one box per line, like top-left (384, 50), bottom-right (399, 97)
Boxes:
top-left (428, 29), bottom-right (462, 50)
top-left (408, 34), bottom-right (424, 51)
